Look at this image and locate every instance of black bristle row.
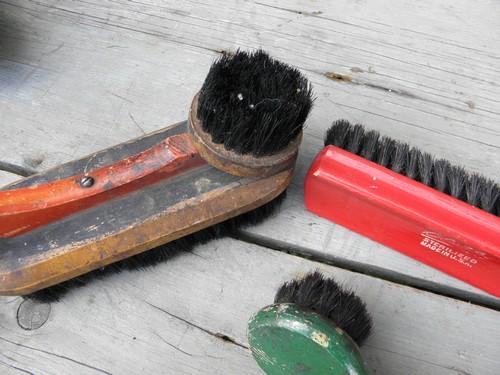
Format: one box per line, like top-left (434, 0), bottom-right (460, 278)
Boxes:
top-left (27, 191), bottom-right (287, 302)
top-left (325, 120), bottom-right (500, 216)
top-left (197, 49), bottom-right (314, 157)
top-left (274, 271), bottom-right (372, 346)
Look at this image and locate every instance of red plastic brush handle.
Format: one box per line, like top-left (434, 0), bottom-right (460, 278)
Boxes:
top-left (0, 133), bottom-right (205, 237)
top-left (305, 146), bottom-right (500, 297)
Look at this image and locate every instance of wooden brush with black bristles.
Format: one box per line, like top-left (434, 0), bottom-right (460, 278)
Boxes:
top-left (305, 120), bottom-right (500, 297)
top-left (248, 271), bottom-right (373, 374)
top-left (27, 192), bottom-right (287, 302)
top-left (0, 49), bottom-right (314, 298)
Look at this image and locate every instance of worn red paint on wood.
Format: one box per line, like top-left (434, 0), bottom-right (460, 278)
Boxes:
top-left (0, 133), bottom-right (205, 237)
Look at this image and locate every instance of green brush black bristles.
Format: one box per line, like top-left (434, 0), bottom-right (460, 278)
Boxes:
top-left (274, 271), bottom-right (372, 346)
top-left (325, 120), bottom-right (500, 216)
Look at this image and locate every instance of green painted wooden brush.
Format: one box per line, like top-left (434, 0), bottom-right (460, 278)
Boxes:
top-left (248, 271), bottom-right (372, 375)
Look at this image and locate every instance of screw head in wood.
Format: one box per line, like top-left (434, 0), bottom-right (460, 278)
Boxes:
top-left (79, 175), bottom-right (95, 188)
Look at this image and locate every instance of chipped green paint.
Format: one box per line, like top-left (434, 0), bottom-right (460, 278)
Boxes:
top-left (248, 303), bottom-right (370, 375)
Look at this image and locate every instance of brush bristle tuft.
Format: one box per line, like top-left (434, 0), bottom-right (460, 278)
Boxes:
top-left (274, 271), bottom-right (372, 346)
top-left (324, 120), bottom-right (499, 216)
top-left (325, 119), bottom-right (351, 148)
top-left (197, 49), bottom-right (314, 157)
top-left (27, 191), bottom-right (288, 302)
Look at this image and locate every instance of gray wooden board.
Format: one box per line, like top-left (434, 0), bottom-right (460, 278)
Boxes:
top-left (1, 0), bottom-right (499, 299)
top-left (1, 1), bottom-right (500, 373)
top-left (1, 238), bottom-right (499, 375)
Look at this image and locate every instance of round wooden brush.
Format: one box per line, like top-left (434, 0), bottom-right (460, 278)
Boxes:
top-left (2, 50), bottom-right (313, 300)
top-left (1, 49), bottom-right (313, 238)
top-left (248, 271), bottom-right (372, 375)
top-left (191, 49), bottom-right (312, 176)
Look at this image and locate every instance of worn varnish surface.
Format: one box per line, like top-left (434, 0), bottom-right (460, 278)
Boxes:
top-left (1, 0), bottom-right (499, 374)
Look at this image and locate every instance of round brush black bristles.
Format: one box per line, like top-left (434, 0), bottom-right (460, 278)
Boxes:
top-left (274, 271), bottom-right (372, 346)
top-left (325, 120), bottom-right (500, 217)
top-left (27, 191), bottom-right (288, 302)
top-left (197, 50), bottom-right (314, 157)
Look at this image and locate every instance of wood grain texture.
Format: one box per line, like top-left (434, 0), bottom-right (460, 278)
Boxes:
top-left (1, 0), bottom-right (494, 300)
top-left (1, 238), bottom-right (499, 375)
top-left (1, 0), bottom-right (498, 170)
top-left (0, 1), bottom-right (499, 372)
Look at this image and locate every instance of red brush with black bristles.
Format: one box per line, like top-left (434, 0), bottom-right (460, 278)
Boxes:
top-left (305, 120), bottom-right (500, 296)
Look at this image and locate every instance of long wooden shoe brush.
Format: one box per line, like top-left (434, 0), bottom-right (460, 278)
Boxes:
top-left (25, 192), bottom-right (287, 302)
top-left (305, 120), bottom-right (500, 296)
top-left (248, 271), bottom-right (372, 374)
top-left (0, 50), bottom-right (313, 298)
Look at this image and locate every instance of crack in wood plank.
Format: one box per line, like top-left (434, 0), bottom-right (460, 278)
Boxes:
top-left (0, 357), bottom-right (35, 375)
top-left (323, 70), bottom-right (500, 121)
top-left (152, 332), bottom-right (225, 360)
top-left (324, 98), bottom-right (500, 148)
top-left (234, 232), bottom-right (500, 311)
top-left (16, 0), bottom-right (229, 56)
top-left (0, 336), bottom-right (112, 375)
top-left (144, 301), bottom-right (250, 350)
top-left (152, 332), bottom-right (195, 357)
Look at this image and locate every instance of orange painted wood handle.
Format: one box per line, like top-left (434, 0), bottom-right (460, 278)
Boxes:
top-left (0, 133), bottom-right (205, 237)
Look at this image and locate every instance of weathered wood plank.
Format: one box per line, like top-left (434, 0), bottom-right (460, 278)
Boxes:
top-left (1, 0), bottom-right (499, 169)
top-left (0, 0), bottom-right (498, 306)
top-left (1, 238), bottom-right (499, 374)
